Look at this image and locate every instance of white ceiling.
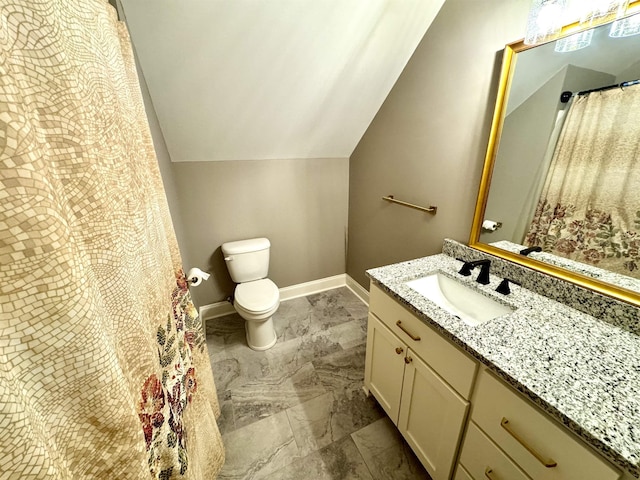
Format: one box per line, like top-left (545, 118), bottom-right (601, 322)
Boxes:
top-left (121, 0), bottom-right (446, 162)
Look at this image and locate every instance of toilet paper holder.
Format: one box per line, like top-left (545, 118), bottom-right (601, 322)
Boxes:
top-left (186, 267), bottom-right (210, 286)
top-left (482, 220), bottom-right (503, 231)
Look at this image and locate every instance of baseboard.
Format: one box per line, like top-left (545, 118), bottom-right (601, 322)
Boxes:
top-left (199, 273), bottom-right (356, 322)
top-left (279, 274), bottom-right (347, 301)
top-left (345, 275), bottom-right (369, 305)
top-left (199, 300), bottom-right (235, 322)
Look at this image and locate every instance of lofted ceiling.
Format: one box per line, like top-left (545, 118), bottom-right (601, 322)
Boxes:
top-left (120, 0), bottom-right (446, 162)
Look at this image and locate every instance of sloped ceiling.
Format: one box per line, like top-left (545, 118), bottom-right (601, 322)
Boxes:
top-left (120, 0), bottom-right (445, 162)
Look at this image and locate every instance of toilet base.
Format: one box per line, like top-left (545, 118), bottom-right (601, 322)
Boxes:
top-left (245, 317), bottom-right (277, 351)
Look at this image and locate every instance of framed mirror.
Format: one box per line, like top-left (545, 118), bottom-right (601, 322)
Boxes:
top-left (469, 8), bottom-right (640, 307)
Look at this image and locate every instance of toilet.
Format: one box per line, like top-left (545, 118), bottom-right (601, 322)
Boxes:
top-left (221, 237), bottom-right (280, 350)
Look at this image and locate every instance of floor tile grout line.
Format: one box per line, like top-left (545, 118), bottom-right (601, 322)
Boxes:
top-left (208, 288), bottom-right (428, 479)
top-left (350, 431), bottom-right (377, 480)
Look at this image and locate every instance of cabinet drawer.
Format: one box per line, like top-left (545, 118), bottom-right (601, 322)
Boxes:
top-left (472, 369), bottom-right (620, 480)
top-left (369, 283), bottom-right (477, 399)
top-left (460, 421), bottom-right (531, 480)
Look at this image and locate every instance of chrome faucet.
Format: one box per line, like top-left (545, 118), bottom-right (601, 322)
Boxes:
top-left (458, 259), bottom-right (491, 285)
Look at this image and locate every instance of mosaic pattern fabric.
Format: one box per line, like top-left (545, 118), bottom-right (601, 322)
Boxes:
top-left (525, 84), bottom-right (640, 278)
top-left (0, 1), bottom-right (224, 478)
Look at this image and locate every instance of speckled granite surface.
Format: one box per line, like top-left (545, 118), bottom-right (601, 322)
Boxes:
top-left (366, 252), bottom-right (640, 477)
top-left (443, 239), bottom-right (640, 336)
top-left (490, 239), bottom-right (640, 295)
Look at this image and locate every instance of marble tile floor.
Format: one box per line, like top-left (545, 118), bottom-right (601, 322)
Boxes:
top-left (206, 287), bottom-right (431, 480)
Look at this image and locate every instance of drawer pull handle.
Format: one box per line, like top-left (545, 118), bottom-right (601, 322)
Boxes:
top-left (396, 320), bottom-right (421, 341)
top-left (484, 467), bottom-right (496, 480)
top-left (501, 417), bottom-right (557, 468)
top-left (404, 356), bottom-right (413, 364)
top-left (395, 347), bottom-right (404, 355)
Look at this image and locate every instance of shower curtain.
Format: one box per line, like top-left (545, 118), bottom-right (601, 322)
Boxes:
top-left (0, 1), bottom-right (224, 478)
top-left (512, 106), bottom-right (570, 243)
top-left (524, 82), bottom-right (640, 277)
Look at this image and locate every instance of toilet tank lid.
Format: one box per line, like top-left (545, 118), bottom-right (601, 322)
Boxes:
top-left (221, 237), bottom-right (270, 255)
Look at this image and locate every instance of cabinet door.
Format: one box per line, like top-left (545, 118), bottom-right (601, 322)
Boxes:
top-left (453, 464), bottom-right (475, 480)
top-left (364, 313), bottom-right (407, 424)
top-left (398, 350), bottom-right (470, 480)
top-left (369, 283), bottom-right (478, 399)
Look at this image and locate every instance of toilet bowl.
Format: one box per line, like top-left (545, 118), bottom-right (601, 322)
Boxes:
top-left (221, 238), bottom-right (280, 350)
top-left (233, 278), bottom-right (279, 350)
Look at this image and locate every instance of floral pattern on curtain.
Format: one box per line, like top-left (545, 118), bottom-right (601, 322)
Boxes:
top-left (524, 83), bottom-right (640, 277)
top-left (0, 0), bottom-right (224, 478)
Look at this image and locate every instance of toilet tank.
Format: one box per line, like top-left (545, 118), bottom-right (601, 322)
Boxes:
top-left (221, 238), bottom-right (271, 283)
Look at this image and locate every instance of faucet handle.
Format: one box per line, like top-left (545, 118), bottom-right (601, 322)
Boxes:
top-left (496, 278), bottom-right (520, 295)
top-left (458, 261), bottom-right (474, 276)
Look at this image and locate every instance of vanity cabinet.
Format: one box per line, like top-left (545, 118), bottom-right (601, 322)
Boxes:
top-left (365, 284), bottom-right (478, 480)
top-left (365, 282), bottom-right (625, 480)
top-left (457, 368), bottom-right (621, 480)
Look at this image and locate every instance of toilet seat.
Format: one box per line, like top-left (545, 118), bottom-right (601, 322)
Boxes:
top-left (234, 278), bottom-right (279, 315)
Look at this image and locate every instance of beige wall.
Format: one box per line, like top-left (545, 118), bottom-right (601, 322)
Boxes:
top-left (617, 59), bottom-right (640, 82)
top-left (170, 158), bottom-right (349, 307)
top-left (481, 68), bottom-right (568, 245)
top-left (132, 22), bottom-right (191, 268)
top-left (137, 0), bottom-right (535, 301)
top-left (129, 5), bottom-right (349, 308)
top-left (141, 95), bottom-right (349, 308)
top-left (142, 104), bottom-right (349, 308)
top-left (347, 0), bottom-right (531, 288)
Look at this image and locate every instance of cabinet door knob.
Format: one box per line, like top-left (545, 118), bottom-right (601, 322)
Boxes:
top-left (395, 347), bottom-right (404, 355)
top-left (404, 356), bottom-right (412, 364)
top-left (484, 467), bottom-right (496, 479)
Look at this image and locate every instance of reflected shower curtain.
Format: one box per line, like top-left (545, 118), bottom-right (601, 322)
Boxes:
top-left (0, 1), bottom-right (224, 478)
top-left (524, 82), bottom-right (640, 277)
top-left (512, 106), bottom-right (570, 243)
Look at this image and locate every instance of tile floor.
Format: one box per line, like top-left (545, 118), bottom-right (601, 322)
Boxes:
top-left (206, 287), bottom-right (431, 480)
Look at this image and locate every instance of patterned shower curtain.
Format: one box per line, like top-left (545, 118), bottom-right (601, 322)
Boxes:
top-left (524, 82), bottom-right (640, 278)
top-left (0, 1), bottom-right (224, 478)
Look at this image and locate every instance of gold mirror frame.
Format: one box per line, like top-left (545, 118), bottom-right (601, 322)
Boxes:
top-left (469, 14), bottom-right (640, 309)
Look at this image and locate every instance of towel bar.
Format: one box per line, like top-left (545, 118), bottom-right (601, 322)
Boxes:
top-left (382, 195), bottom-right (437, 214)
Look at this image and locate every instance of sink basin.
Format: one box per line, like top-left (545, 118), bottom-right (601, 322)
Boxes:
top-left (405, 273), bottom-right (515, 326)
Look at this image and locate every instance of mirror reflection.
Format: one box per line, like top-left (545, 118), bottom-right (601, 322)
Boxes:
top-left (479, 13), bottom-right (640, 294)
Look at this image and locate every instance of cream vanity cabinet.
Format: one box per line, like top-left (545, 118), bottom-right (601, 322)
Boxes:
top-left (364, 284), bottom-right (479, 480)
top-left (365, 283), bottom-right (625, 480)
top-left (456, 369), bottom-right (621, 480)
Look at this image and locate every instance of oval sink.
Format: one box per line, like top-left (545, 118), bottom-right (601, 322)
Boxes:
top-left (405, 273), bottom-right (515, 326)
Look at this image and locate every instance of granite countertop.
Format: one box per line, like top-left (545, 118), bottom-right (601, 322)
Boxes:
top-left (367, 253), bottom-right (640, 478)
top-left (489, 239), bottom-right (640, 294)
